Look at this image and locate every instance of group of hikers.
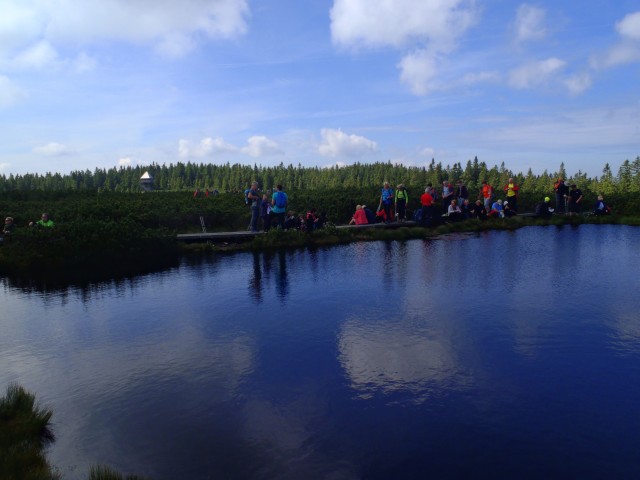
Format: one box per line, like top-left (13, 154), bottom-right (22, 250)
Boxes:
top-left (0, 213), bottom-right (55, 245)
top-left (348, 178), bottom-right (612, 227)
top-left (245, 182), bottom-right (326, 233)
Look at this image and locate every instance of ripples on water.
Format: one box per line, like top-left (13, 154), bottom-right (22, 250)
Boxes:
top-left (1, 224), bottom-right (639, 479)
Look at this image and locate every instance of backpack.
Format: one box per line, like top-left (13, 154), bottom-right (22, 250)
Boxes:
top-left (244, 189), bottom-right (251, 205)
top-left (275, 191), bottom-right (287, 208)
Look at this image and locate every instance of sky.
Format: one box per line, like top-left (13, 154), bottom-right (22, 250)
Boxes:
top-left (0, 0), bottom-right (639, 178)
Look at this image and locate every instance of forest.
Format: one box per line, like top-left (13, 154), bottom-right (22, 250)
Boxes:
top-left (2, 156), bottom-right (640, 196)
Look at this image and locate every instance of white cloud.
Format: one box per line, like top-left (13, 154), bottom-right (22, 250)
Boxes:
top-left (330, 0), bottom-right (476, 49)
top-left (508, 57), bottom-right (566, 89)
top-left (14, 40), bottom-right (59, 69)
top-left (513, 4), bottom-right (546, 43)
top-left (330, 0), bottom-right (477, 96)
top-left (73, 52), bottom-right (97, 73)
top-left (398, 49), bottom-right (440, 95)
top-left (32, 142), bottom-right (75, 156)
top-left (118, 157), bottom-right (132, 167)
top-left (0, 75), bottom-right (26, 107)
top-left (317, 128), bottom-right (377, 158)
top-left (179, 137), bottom-right (238, 158)
top-left (0, 163), bottom-right (10, 172)
top-left (593, 41), bottom-right (640, 69)
top-left (241, 136), bottom-right (282, 157)
top-left (564, 73), bottom-right (592, 96)
top-left (1, 0), bottom-right (250, 61)
top-left (616, 11), bottom-right (640, 40)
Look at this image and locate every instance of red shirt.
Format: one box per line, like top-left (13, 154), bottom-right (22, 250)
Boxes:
top-left (420, 193), bottom-right (433, 206)
top-left (352, 209), bottom-right (368, 225)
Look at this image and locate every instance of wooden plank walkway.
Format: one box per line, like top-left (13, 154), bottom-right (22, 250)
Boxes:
top-left (177, 221), bottom-right (420, 242)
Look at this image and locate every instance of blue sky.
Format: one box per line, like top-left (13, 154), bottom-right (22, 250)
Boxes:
top-left (1, 0), bottom-right (639, 177)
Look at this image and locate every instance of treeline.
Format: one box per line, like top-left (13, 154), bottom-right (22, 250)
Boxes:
top-left (2, 156), bottom-right (640, 195)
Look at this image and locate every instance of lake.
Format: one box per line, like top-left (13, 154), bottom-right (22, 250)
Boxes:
top-left (1, 224), bottom-right (639, 479)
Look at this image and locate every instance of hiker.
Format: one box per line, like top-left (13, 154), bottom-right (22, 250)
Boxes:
top-left (456, 180), bottom-right (468, 207)
top-left (480, 180), bottom-right (494, 210)
top-left (2, 216), bottom-right (15, 243)
top-left (271, 184), bottom-right (288, 229)
top-left (395, 184), bottom-right (409, 222)
top-left (247, 181), bottom-right (261, 232)
top-left (470, 200), bottom-right (487, 220)
top-left (503, 178), bottom-right (520, 212)
top-left (349, 205), bottom-right (368, 225)
top-left (503, 200), bottom-right (516, 218)
top-left (363, 205), bottom-right (377, 224)
top-left (379, 182), bottom-right (394, 224)
top-left (420, 187), bottom-right (434, 226)
top-left (29, 213), bottom-right (54, 228)
top-left (567, 184), bottom-right (583, 216)
top-left (306, 208), bottom-right (320, 231)
top-left (535, 197), bottom-right (554, 217)
top-left (260, 194), bottom-right (271, 231)
top-left (442, 180), bottom-right (454, 210)
top-left (461, 199), bottom-right (472, 219)
top-left (593, 195), bottom-right (611, 215)
top-left (447, 199), bottom-right (463, 222)
top-left (489, 199), bottom-right (504, 218)
top-left (554, 178), bottom-right (568, 214)
top-left (284, 211), bottom-right (298, 230)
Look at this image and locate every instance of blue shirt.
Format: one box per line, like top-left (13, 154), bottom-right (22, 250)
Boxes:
top-left (271, 191), bottom-right (288, 214)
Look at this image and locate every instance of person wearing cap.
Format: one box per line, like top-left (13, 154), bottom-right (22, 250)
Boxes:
top-left (503, 177), bottom-right (520, 212)
top-left (567, 184), bottom-right (583, 216)
top-left (554, 178), bottom-right (569, 214)
top-left (395, 184), bottom-right (409, 222)
top-left (535, 197), bottom-right (554, 217)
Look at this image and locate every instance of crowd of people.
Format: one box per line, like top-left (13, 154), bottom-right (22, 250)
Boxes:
top-left (347, 178), bottom-right (612, 227)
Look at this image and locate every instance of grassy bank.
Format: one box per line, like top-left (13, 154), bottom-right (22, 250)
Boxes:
top-left (1, 190), bottom-right (638, 281)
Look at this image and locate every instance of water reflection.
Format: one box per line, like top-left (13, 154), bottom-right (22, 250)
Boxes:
top-left (248, 250), bottom-right (290, 304)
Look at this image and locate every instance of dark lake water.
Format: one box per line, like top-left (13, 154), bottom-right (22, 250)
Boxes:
top-left (2, 224), bottom-right (640, 479)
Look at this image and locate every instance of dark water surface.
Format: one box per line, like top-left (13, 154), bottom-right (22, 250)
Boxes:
top-left (2, 225), bottom-right (639, 479)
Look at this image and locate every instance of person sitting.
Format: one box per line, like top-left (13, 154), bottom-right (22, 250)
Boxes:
top-left (306, 208), bottom-right (319, 231)
top-left (284, 212), bottom-right (298, 230)
top-left (503, 200), bottom-right (517, 218)
top-left (30, 213), bottom-right (55, 228)
top-left (488, 199), bottom-right (504, 218)
top-left (461, 199), bottom-right (472, 219)
top-left (447, 199), bottom-right (463, 221)
top-left (535, 197), bottom-right (555, 217)
top-left (470, 200), bottom-right (487, 220)
top-left (349, 205), bottom-right (369, 225)
top-left (593, 195), bottom-right (611, 215)
top-left (363, 205), bottom-right (376, 224)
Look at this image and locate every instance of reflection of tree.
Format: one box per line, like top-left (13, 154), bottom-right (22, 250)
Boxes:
top-left (276, 250), bottom-right (289, 300)
top-left (249, 252), bottom-right (263, 303)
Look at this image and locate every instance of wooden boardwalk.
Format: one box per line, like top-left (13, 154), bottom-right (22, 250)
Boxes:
top-left (176, 221), bottom-right (420, 243)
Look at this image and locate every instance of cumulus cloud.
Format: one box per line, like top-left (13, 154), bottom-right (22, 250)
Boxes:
top-left (241, 136), bottom-right (283, 157)
top-left (330, 0), bottom-right (477, 95)
top-left (513, 4), bottom-right (547, 43)
top-left (73, 52), bottom-right (98, 73)
top-left (0, 163), bottom-right (10, 172)
top-left (179, 137), bottom-right (237, 158)
top-left (317, 128), bottom-right (377, 158)
top-left (330, 0), bottom-right (476, 49)
top-left (0, 75), bottom-right (26, 107)
top-left (564, 73), bottom-right (592, 96)
top-left (14, 40), bottom-right (60, 69)
top-left (1, 0), bottom-right (250, 62)
top-left (508, 57), bottom-right (566, 89)
top-left (616, 11), bottom-right (640, 40)
top-left (32, 142), bottom-right (75, 156)
top-left (118, 157), bottom-right (132, 167)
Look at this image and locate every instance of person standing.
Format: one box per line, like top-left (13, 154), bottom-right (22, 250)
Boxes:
top-left (554, 178), bottom-right (569, 214)
top-left (247, 181), bottom-right (261, 232)
top-left (395, 184), bottom-right (409, 222)
top-left (442, 181), bottom-right (454, 211)
top-left (271, 184), bottom-right (288, 229)
top-left (260, 193), bottom-right (271, 231)
top-left (379, 182), bottom-right (394, 224)
top-left (480, 180), bottom-right (494, 210)
top-left (567, 184), bottom-right (583, 216)
top-left (503, 177), bottom-right (520, 212)
top-left (456, 180), bottom-right (468, 207)
top-left (420, 187), bottom-right (434, 227)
